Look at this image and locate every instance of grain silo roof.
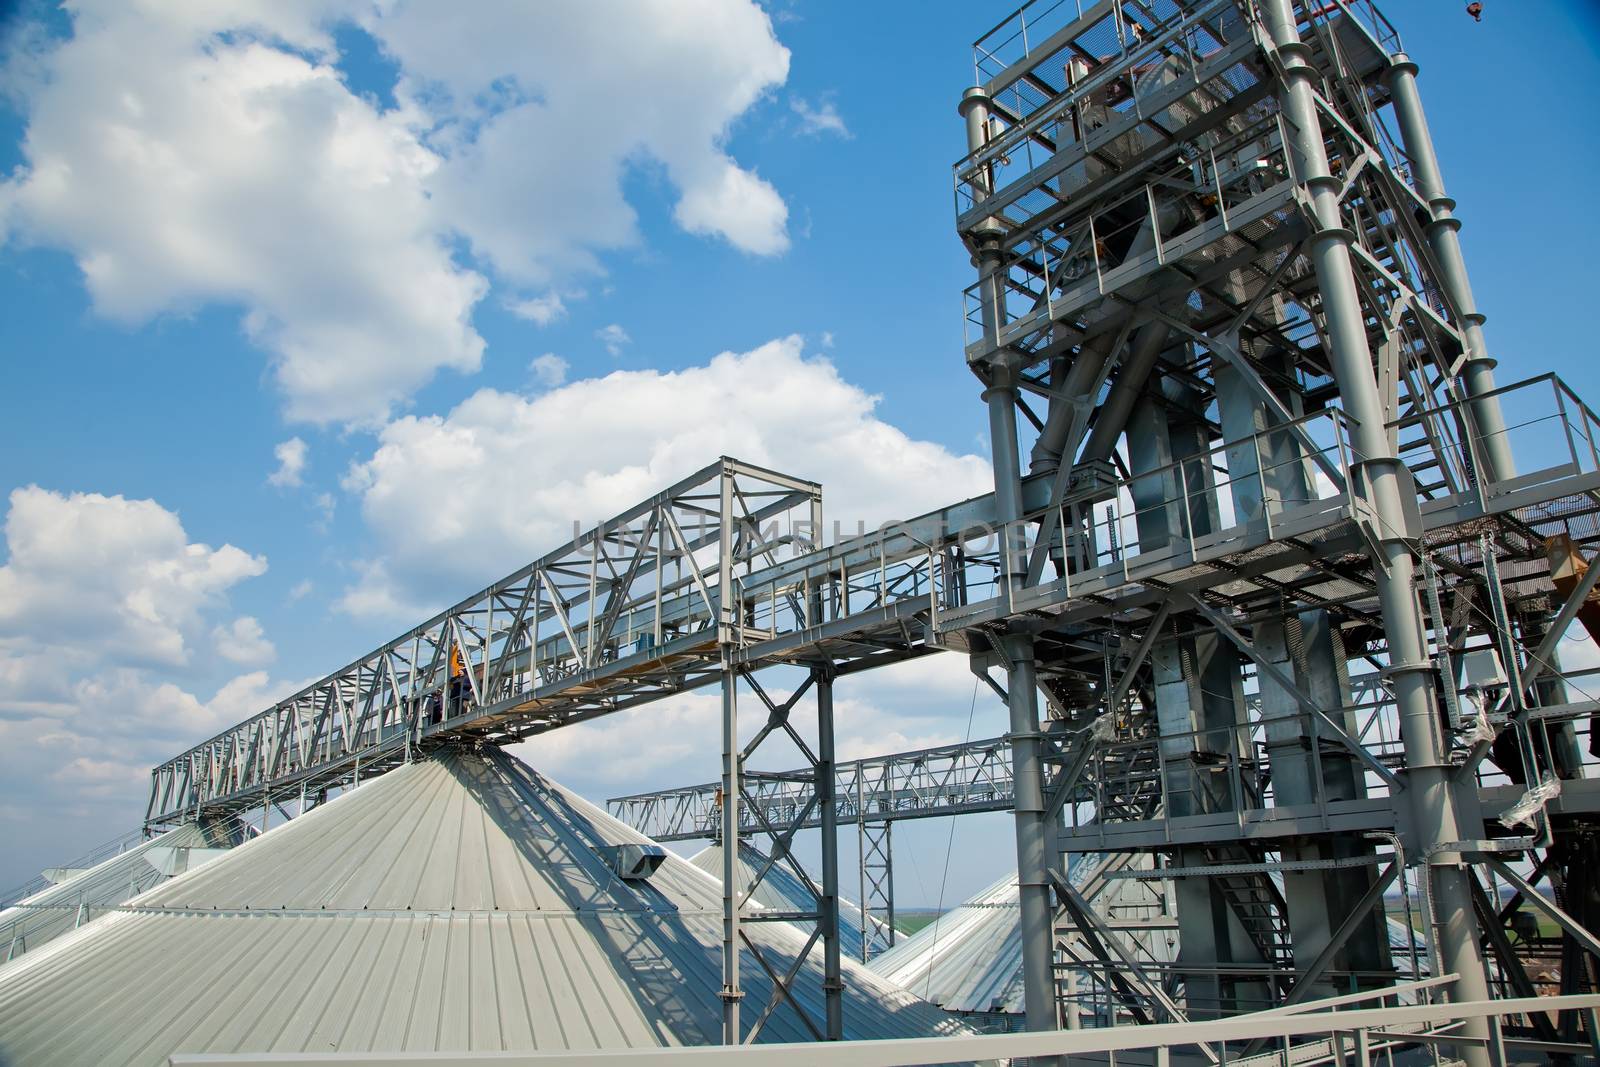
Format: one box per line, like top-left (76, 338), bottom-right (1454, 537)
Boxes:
top-left (0, 747), bottom-right (969, 1065)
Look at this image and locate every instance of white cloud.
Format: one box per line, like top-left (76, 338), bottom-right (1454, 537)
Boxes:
top-left (286, 578), bottom-right (314, 603)
top-left (506, 293), bottom-right (567, 326)
top-left (334, 558), bottom-right (434, 622)
top-left (0, 488), bottom-right (294, 871)
top-left (371, 0), bottom-right (792, 273)
top-left (1, 2), bottom-right (486, 426)
top-left (339, 336), bottom-right (992, 617)
top-left (790, 95), bottom-right (850, 139)
top-left (0, 486), bottom-right (267, 668)
top-left (596, 323), bottom-right (631, 356)
top-left (213, 615), bottom-right (275, 665)
top-left (672, 160), bottom-right (789, 255)
top-left (2, 1), bottom-right (793, 426)
top-left (267, 436), bottom-right (309, 488)
top-left (529, 353), bottom-right (569, 388)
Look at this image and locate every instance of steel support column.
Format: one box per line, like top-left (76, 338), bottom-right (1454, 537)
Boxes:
top-left (964, 79), bottom-right (1059, 1045)
top-left (1005, 634), bottom-right (1061, 1037)
top-left (815, 667), bottom-right (844, 1040)
top-left (1261, 3), bottom-right (1491, 1062)
top-left (718, 661), bottom-right (741, 1043)
top-left (1216, 355), bottom-right (1393, 998)
top-left (1384, 53), bottom-right (1513, 485)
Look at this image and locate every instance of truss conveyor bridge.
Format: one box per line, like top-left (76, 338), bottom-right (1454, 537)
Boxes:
top-left (148, 376), bottom-right (1600, 833)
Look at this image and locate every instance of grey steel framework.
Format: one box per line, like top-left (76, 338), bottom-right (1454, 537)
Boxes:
top-left (956, 0), bottom-right (1600, 1060)
top-left (609, 734), bottom-right (1017, 959)
top-left (609, 736), bottom-right (1016, 843)
top-left (136, 0), bottom-right (1600, 1059)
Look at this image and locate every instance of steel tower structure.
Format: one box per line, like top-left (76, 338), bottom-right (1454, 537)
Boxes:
top-left (955, 0), bottom-right (1598, 1059)
top-left (134, 0), bottom-right (1600, 1059)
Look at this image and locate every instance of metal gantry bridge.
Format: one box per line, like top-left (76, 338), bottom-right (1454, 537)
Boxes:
top-left (140, 0), bottom-right (1600, 1061)
top-left (608, 735), bottom-right (1018, 843)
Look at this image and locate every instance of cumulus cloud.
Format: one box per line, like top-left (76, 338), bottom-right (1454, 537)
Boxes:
top-left (0, 488), bottom-right (295, 876)
top-left (0, 486), bottom-right (267, 668)
top-left (338, 336), bottom-right (992, 617)
top-left (213, 615), bottom-right (276, 665)
top-left (371, 0), bottom-right (792, 275)
top-left (1, 0), bottom-right (793, 425)
top-left (506, 293), bottom-right (567, 326)
top-left (0, 2), bottom-right (486, 426)
top-left (267, 437), bottom-right (309, 488)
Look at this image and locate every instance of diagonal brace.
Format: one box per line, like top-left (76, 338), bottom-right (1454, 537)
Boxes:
top-left (1486, 858), bottom-right (1600, 963)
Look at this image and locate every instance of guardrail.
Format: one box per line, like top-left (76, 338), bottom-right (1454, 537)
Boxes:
top-left (168, 991), bottom-right (1600, 1065)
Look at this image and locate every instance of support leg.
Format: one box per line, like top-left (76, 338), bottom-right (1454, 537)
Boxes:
top-left (816, 667), bottom-right (844, 1040)
top-left (1261, 3), bottom-right (1491, 1061)
top-left (1005, 634), bottom-right (1061, 1039)
top-left (719, 662), bottom-right (741, 1044)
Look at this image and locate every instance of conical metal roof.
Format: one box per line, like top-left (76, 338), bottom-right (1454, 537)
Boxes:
top-left (0, 822), bottom-right (229, 963)
top-left (687, 842), bottom-right (892, 959)
top-left (0, 748), bottom-right (969, 1065)
top-left (871, 863), bottom-right (1424, 1019)
top-left (867, 871), bottom-right (1025, 1016)
top-left (867, 854), bottom-right (1142, 1018)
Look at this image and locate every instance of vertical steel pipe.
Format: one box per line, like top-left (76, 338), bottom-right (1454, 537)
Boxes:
top-left (1260, 4), bottom-right (1490, 1061)
top-left (1004, 633), bottom-right (1061, 1037)
top-left (964, 82), bottom-right (1060, 1046)
top-left (718, 661), bottom-right (741, 1044)
top-left (1385, 54), bottom-right (1513, 485)
top-left (816, 668), bottom-right (844, 1040)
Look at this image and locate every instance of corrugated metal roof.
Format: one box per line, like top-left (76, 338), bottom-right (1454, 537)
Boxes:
top-left (687, 843), bottom-right (892, 959)
top-left (868, 854), bottom-right (1164, 1017)
top-left (0, 823), bottom-right (229, 962)
top-left (867, 871), bottom-right (1025, 1016)
top-left (0, 749), bottom-right (971, 1065)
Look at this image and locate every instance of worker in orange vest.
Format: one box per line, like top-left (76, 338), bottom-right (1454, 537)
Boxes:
top-left (448, 642), bottom-right (468, 716)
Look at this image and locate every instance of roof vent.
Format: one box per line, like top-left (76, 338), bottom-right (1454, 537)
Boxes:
top-left (606, 843), bottom-right (667, 881)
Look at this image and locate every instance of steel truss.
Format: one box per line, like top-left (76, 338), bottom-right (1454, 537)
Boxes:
top-left (146, 458), bottom-right (822, 826)
top-left (956, 0), bottom-right (1600, 1060)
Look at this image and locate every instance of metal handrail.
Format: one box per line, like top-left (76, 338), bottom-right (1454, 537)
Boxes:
top-left (167, 993), bottom-right (1600, 1065)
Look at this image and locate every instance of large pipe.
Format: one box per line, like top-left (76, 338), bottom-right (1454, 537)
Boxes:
top-left (1384, 54), bottom-right (1513, 485)
top-left (1003, 634), bottom-right (1061, 1036)
top-left (1080, 319), bottom-right (1171, 464)
top-left (1031, 339), bottom-right (1113, 473)
top-left (1387, 54), bottom-right (1583, 777)
top-left (964, 83), bottom-right (1060, 1048)
top-left (1041, 200), bottom-right (1182, 470)
top-left (1260, 4), bottom-right (1490, 1062)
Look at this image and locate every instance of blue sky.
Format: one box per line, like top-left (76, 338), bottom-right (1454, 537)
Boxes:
top-left (0, 0), bottom-right (1597, 905)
